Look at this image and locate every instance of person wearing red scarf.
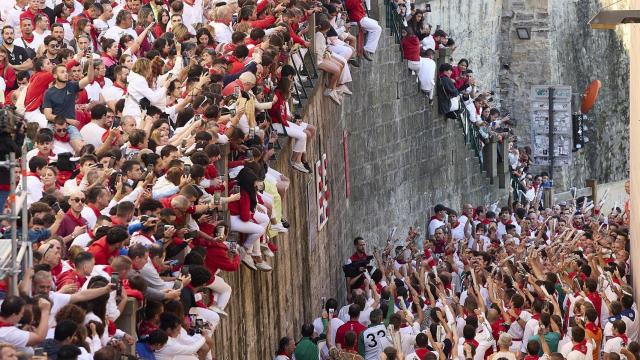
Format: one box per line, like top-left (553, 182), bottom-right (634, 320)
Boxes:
top-left (0, 296), bottom-right (51, 348)
top-left (56, 251), bottom-right (94, 289)
top-left (56, 191), bottom-right (88, 240)
top-left (604, 320), bottom-right (628, 360)
top-left (335, 304), bottom-right (366, 350)
top-left (560, 327), bottom-right (591, 360)
top-left (275, 337), bottom-right (296, 360)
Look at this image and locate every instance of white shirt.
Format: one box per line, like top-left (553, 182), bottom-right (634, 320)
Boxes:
top-left (520, 317), bottom-right (540, 352)
top-left (421, 35), bottom-right (436, 50)
top-left (100, 85), bottom-right (125, 104)
top-left (102, 25), bottom-right (137, 42)
top-left (70, 232), bottom-right (93, 249)
top-left (85, 78), bottom-right (112, 102)
top-left (210, 21), bottom-right (233, 44)
top-left (559, 340), bottom-right (594, 360)
top-left (604, 336), bottom-right (627, 360)
top-left (4, 5), bottom-right (26, 38)
top-left (155, 335), bottom-right (205, 360)
top-left (79, 122), bottom-right (107, 149)
top-left (49, 291), bottom-right (72, 328)
top-left (0, 326), bottom-right (30, 351)
top-left (312, 317), bottom-right (344, 345)
top-left (418, 57), bottom-right (436, 93)
top-left (428, 217), bottom-right (445, 237)
top-left (93, 18), bottom-right (111, 39)
top-left (25, 175), bottom-right (43, 206)
top-left (53, 140), bottom-right (74, 155)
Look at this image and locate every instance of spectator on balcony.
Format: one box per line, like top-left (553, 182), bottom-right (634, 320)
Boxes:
top-left (436, 63), bottom-right (460, 118)
top-left (422, 28), bottom-right (446, 51)
top-left (345, 0), bottom-right (381, 61)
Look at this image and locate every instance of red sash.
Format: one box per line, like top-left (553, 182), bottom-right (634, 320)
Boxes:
top-left (572, 339), bottom-right (588, 354)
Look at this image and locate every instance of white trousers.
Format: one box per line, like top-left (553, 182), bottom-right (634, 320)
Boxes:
top-left (359, 17), bottom-right (382, 53)
top-left (188, 307), bottom-right (220, 330)
top-left (230, 210), bottom-right (270, 256)
top-left (25, 109), bottom-right (48, 128)
top-left (272, 121), bottom-right (308, 153)
top-left (207, 275), bottom-right (232, 310)
top-left (328, 42), bottom-right (353, 61)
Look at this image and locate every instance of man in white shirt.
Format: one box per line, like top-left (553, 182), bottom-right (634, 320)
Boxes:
top-left (604, 320), bottom-right (628, 360)
top-left (428, 204), bottom-right (447, 237)
top-left (418, 48), bottom-right (436, 99)
top-left (92, 1), bottom-right (113, 37)
top-left (80, 104), bottom-right (109, 148)
top-left (210, 5), bottom-right (233, 45)
top-left (559, 326), bottom-right (594, 360)
top-left (102, 9), bottom-right (137, 41)
top-left (4, 0), bottom-right (28, 38)
top-left (156, 312), bottom-right (207, 360)
top-left (31, 13), bottom-right (50, 49)
top-left (25, 156), bottom-right (46, 206)
top-left (100, 66), bottom-right (128, 109)
top-left (0, 296), bottom-right (51, 352)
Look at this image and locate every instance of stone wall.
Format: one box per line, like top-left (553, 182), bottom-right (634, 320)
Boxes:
top-left (211, 3), bottom-right (508, 357)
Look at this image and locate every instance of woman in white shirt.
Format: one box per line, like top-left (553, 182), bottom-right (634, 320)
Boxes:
top-left (123, 58), bottom-right (167, 123)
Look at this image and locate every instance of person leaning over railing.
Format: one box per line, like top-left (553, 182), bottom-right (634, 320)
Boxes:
top-left (436, 63), bottom-right (460, 119)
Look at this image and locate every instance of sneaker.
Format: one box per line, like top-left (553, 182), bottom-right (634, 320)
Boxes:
top-left (292, 162), bottom-right (310, 173)
top-left (281, 218), bottom-right (290, 228)
top-left (255, 261), bottom-right (272, 271)
top-left (328, 90), bottom-right (342, 104)
top-left (302, 160), bottom-right (311, 172)
top-left (262, 245), bottom-right (275, 258)
top-left (271, 223), bottom-right (288, 233)
top-left (239, 248), bottom-right (256, 270)
top-left (338, 85), bottom-right (352, 95)
top-left (209, 305), bottom-right (228, 318)
top-left (363, 51), bottom-right (374, 61)
top-left (323, 88), bottom-right (333, 96)
top-left (348, 58), bottom-right (360, 67)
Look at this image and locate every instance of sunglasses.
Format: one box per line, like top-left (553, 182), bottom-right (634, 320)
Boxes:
top-left (55, 127), bottom-right (68, 133)
top-left (70, 197), bottom-right (85, 203)
top-left (49, 43), bottom-right (60, 48)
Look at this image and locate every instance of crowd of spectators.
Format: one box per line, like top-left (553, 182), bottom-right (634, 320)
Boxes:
top-left (0, 0), bottom-right (386, 356)
top-left (284, 193), bottom-right (634, 360)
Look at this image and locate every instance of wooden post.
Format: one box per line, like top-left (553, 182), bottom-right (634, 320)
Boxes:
top-left (497, 140), bottom-right (509, 189)
top-left (115, 298), bottom-right (138, 354)
top-left (586, 179), bottom-right (597, 203)
top-left (629, 1), bottom-right (640, 303)
top-left (483, 140), bottom-right (497, 180)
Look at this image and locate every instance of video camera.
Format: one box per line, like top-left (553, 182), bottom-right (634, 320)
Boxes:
top-left (341, 256), bottom-right (374, 278)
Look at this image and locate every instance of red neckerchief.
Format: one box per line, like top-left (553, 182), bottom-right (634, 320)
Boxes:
top-left (276, 351), bottom-right (291, 359)
top-left (93, 76), bottom-right (105, 87)
top-left (585, 322), bottom-right (599, 334)
top-left (87, 203), bottom-right (101, 219)
top-left (27, 171), bottom-right (41, 179)
top-left (152, 260), bottom-right (162, 273)
top-left (506, 307), bottom-right (522, 323)
top-left (502, 219), bottom-right (512, 225)
top-left (0, 320), bottom-right (14, 327)
top-left (416, 348), bottom-right (431, 358)
top-left (113, 81), bottom-right (127, 94)
top-left (452, 221), bottom-right (460, 228)
top-left (51, 261), bottom-right (63, 278)
top-left (524, 355), bottom-right (539, 360)
top-left (465, 338), bottom-right (479, 349)
top-left (103, 265), bottom-right (113, 275)
top-left (572, 339), bottom-right (588, 354)
top-left (21, 34), bottom-right (34, 43)
top-left (66, 209), bottom-right (86, 227)
top-left (75, 172), bottom-right (84, 185)
top-left (56, 17), bottom-right (69, 24)
top-left (183, 0), bottom-right (195, 6)
top-left (350, 252), bottom-right (368, 262)
top-left (532, 313), bottom-right (541, 321)
top-left (54, 131), bottom-right (70, 142)
top-left (87, 229), bottom-right (94, 240)
top-left (617, 334), bottom-right (628, 346)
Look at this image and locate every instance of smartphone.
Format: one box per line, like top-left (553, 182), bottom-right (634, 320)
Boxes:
top-left (329, 308), bottom-right (334, 318)
top-left (216, 225), bottom-right (225, 237)
top-left (181, 265), bottom-right (190, 276)
top-left (231, 13), bottom-right (238, 24)
top-left (249, 127), bottom-right (255, 138)
top-left (51, 202), bottom-right (61, 213)
top-left (321, 296), bottom-right (326, 311)
top-left (232, 185), bottom-right (240, 194)
top-left (214, 192), bottom-right (221, 205)
top-left (111, 116), bottom-right (121, 128)
top-left (246, 149), bottom-right (253, 161)
top-left (257, 181), bottom-right (264, 191)
top-left (111, 273), bottom-right (121, 296)
top-left (167, 259), bottom-right (179, 266)
top-left (228, 231), bottom-right (238, 243)
top-left (234, 85), bottom-right (241, 96)
top-left (184, 164), bottom-right (191, 176)
top-left (96, 163), bottom-right (104, 169)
